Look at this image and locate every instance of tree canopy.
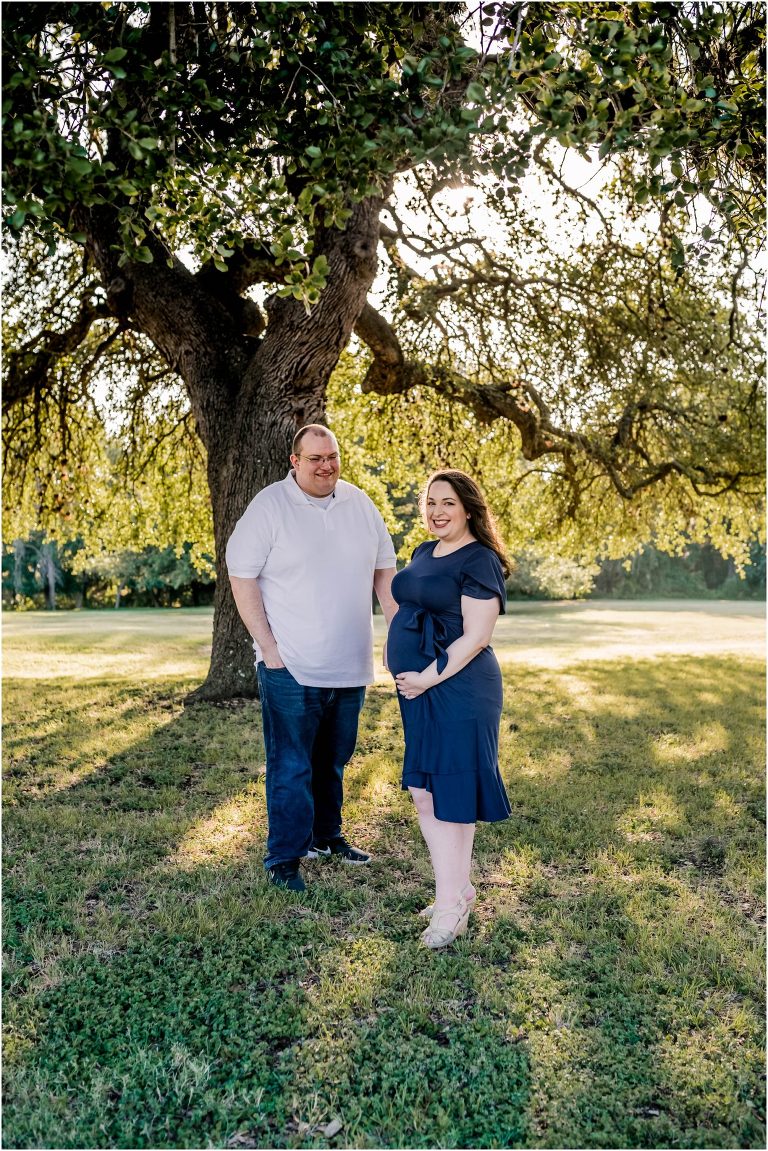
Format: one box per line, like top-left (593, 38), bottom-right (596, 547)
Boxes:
top-left (2, 1), bottom-right (765, 696)
top-left (5, 2), bottom-right (764, 257)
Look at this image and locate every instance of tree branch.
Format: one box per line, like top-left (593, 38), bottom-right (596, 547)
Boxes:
top-left (4, 297), bottom-right (113, 412)
top-left (355, 302), bottom-right (759, 500)
top-left (71, 203), bottom-right (258, 442)
top-left (355, 302), bottom-right (550, 456)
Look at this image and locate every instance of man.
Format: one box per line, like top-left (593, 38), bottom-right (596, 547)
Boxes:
top-left (226, 424), bottom-right (397, 892)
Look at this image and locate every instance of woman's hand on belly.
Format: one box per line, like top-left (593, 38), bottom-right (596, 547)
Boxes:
top-left (395, 671), bottom-right (428, 700)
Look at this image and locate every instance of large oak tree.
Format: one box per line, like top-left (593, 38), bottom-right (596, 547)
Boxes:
top-left (3, 1), bottom-right (765, 698)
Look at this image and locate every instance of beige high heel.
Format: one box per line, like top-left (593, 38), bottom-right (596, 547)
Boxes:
top-left (419, 883), bottom-right (476, 919)
top-left (420, 894), bottom-right (470, 950)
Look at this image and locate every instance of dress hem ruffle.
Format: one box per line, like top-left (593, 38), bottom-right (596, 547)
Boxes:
top-left (402, 767), bottom-right (512, 824)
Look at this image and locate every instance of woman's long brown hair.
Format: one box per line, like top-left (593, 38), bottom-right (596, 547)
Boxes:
top-left (421, 469), bottom-right (511, 578)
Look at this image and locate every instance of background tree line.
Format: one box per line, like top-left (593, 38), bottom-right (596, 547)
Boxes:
top-left (5, 528), bottom-right (763, 613)
top-left (2, 534), bottom-right (215, 611)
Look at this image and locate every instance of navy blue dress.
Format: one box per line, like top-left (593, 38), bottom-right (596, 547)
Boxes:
top-left (388, 540), bottom-right (512, 824)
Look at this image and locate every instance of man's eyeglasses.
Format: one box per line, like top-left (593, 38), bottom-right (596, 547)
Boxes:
top-left (298, 453), bottom-right (339, 464)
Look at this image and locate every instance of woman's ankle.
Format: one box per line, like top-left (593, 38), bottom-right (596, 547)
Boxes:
top-left (433, 886), bottom-right (471, 912)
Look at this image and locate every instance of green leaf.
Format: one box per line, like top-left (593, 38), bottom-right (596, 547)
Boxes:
top-left (102, 47), bottom-right (128, 63)
top-left (465, 81), bottom-right (485, 103)
top-left (134, 246), bottom-right (154, 263)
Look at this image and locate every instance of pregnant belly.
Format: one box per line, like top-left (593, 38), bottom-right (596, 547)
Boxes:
top-left (387, 611), bottom-right (432, 675)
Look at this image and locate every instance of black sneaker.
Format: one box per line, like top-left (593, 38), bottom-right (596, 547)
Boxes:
top-left (266, 860), bottom-right (306, 891)
top-left (307, 836), bottom-right (371, 865)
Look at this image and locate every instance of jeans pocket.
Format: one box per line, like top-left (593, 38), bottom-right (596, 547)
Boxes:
top-left (258, 662), bottom-right (291, 675)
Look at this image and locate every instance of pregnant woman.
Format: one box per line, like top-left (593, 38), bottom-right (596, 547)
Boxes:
top-left (387, 469), bottom-right (512, 949)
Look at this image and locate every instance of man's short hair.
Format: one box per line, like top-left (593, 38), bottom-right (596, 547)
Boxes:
top-left (292, 424), bottom-right (337, 455)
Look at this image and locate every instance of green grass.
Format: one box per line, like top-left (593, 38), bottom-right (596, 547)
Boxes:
top-left (3, 607), bottom-right (765, 1149)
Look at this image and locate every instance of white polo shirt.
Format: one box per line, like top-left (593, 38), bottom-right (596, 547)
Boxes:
top-left (225, 472), bottom-right (397, 687)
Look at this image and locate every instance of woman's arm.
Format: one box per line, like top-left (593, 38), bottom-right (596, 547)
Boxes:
top-left (395, 595), bottom-right (500, 699)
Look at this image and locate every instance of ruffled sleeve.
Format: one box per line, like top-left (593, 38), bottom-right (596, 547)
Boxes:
top-left (460, 546), bottom-right (506, 615)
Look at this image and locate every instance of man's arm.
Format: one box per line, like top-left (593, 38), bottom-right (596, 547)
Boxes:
top-left (229, 576), bottom-right (284, 668)
top-left (373, 567), bottom-right (397, 624)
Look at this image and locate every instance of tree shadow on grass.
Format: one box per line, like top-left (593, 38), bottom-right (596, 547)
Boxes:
top-left (4, 675), bottom-right (531, 1149)
top-left (470, 655), bottom-right (765, 1150)
top-left (3, 655), bottom-right (764, 1148)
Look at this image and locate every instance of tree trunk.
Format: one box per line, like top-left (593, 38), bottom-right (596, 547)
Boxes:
top-left (187, 202), bottom-right (383, 701)
top-left (47, 563), bottom-right (57, 610)
top-left (188, 422), bottom-right (290, 703)
top-left (39, 542), bottom-right (57, 610)
top-left (12, 539), bottom-right (25, 599)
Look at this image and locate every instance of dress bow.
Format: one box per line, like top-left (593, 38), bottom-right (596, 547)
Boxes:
top-left (404, 606), bottom-right (450, 674)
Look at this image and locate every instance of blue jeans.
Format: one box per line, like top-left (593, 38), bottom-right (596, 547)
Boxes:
top-left (256, 663), bottom-right (366, 869)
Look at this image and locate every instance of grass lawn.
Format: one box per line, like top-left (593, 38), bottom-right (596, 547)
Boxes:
top-left (3, 604), bottom-right (765, 1150)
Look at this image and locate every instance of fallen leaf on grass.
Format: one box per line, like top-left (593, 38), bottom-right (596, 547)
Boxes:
top-left (292, 1117), bottom-right (344, 1139)
top-left (226, 1132), bottom-right (259, 1148)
